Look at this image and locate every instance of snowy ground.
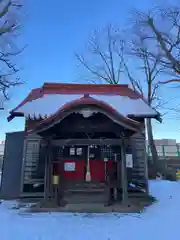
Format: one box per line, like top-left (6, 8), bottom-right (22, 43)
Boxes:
top-left (0, 180), bottom-right (180, 240)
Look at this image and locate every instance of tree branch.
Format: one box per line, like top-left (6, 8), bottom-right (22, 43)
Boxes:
top-left (147, 14), bottom-right (180, 75)
top-left (76, 54), bottom-right (113, 83)
top-left (159, 79), bottom-right (180, 84)
top-left (0, 0), bottom-right (23, 102)
top-left (76, 26), bottom-right (123, 84)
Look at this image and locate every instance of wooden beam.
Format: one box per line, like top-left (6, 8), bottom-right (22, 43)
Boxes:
top-left (57, 147), bottom-right (66, 206)
top-left (121, 137), bottom-right (129, 203)
top-left (32, 105), bottom-right (141, 135)
top-left (52, 138), bottom-right (130, 146)
top-left (57, 125), bottom-right (121, 133)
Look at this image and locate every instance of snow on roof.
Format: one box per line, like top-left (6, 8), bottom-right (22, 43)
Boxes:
top-left (8, 83), bottom-right (158, 120)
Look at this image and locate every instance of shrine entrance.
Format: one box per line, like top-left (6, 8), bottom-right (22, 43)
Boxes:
top-left (32, 103), bottom-right (141, 205)
top-left (48, 140), bottom-right (123, 205)
top-left (52, 144), bottom-right (121, 184)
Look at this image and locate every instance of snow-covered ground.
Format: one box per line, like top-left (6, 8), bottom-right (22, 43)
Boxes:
top-left (0, 180), bottom-right (180, 240)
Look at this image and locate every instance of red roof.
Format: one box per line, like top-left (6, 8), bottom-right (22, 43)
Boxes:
top-left (8, 82), bottom-right (161, 122)
top-left (11, 83), bottom-right (141, 113)
top-left (42, 83), bottom-right (137, 96)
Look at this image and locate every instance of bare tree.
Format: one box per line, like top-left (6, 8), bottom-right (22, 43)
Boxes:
top-left (119, 32), bottom-right (167, 176)
top-left (132, 6), bottom-right (180, 85)
top-left (76, 26), bottom-right (133, 204)
top-left (0, 0), bottom-right (23, 106)
top-left (76, 25), bottom-right (123, 84)
top-left (77, 24), bottom-right (166, 176)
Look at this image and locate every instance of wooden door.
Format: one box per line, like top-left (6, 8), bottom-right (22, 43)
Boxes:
top-left (62, 145), bottom-right (87, 181)
top-left (89, 145), bottom-right (105, 181)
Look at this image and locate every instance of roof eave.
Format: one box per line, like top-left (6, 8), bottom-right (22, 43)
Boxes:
top-left (127, 113), bottom-right (162, 123)
top-left (7, 112), bottom-right (24, 122)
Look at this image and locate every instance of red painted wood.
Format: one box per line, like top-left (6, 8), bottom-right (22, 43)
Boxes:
top-left (89, 160), bottom-right (113, 181)
top-left (53, 163), bottom-right (59, 175)
top-left (54, 159), bottom-right (114, 182)
top-left (89, 160), bottom-right (105, 181)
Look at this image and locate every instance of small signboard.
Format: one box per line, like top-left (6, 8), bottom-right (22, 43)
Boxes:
top-left (64, 162), bottom-right (76, 172)
top-left (76, 148), bottom-right (82, 156)
top-left (126, 154), bottom-right (133, 168)
top-left (70, 148), bottom-right (75, 156)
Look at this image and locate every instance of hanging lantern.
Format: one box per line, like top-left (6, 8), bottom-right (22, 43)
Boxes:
top-left (52, 175), bottom-right (59, 185)
top-left (176, 169), bottom-right (180, 180)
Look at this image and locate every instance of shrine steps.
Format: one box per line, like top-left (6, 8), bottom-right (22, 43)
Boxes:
top-left (64, 182), bottom-right (106, 204)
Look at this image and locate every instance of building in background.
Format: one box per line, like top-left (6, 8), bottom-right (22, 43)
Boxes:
top-left (147, 139), bottom-right (180, 157)
top-left (154, 139), bottom-right (177, 146)
top-left (0, 141), bottom-right (5, 170)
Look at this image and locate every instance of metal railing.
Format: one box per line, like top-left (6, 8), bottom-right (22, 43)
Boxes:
top-left (147, 145), bottom-right (180, 157)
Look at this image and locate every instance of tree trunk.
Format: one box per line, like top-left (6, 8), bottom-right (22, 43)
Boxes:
top-left (146, 118), bottom-right (159, 177)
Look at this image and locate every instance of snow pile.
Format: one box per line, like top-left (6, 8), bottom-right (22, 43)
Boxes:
top-left (0, 180), bottom-right (180, 240)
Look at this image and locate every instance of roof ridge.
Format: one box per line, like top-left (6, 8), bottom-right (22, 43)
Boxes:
top-left (42, 83), bottom-right (129, 90)
top-left (43, 82), bottom-right (129, 86)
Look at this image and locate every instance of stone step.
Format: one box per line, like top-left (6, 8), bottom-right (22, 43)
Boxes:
top-left (64, 192), bottom-right (147, 204)
top-left (65, 191), bottom-right (106, 204)
top-left (64, 182), bottom-right (107, 204)
top-left (65, 182), bottom-right (106, 190)
top-left (65, 188), bottom-right (105, 193)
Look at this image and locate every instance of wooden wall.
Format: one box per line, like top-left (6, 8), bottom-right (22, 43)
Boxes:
top-left (131, 131), bottom-right (148, 191)
top-left (22, 119), bottom-right (148, 193)
top-left (22, 133), bottom-right (42, 190)
top-left (25, 119), bottom-right (42, 132)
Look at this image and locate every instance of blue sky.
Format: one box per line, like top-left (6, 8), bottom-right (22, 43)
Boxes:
top-left (0, 0), bottom-right (179, 142)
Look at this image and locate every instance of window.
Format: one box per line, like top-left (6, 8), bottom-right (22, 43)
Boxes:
top-left (89, 145), bottom-right (101, 160)
top-left (101, 145), bottom-right (121, 161)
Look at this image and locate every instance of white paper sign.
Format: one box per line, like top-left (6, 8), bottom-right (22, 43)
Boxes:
top-left (126, 154), bottom-right (133, 168)
top-left (70, 148), bottom-right (75, 156)
top-left (76, 148), bottom-right (82, 156)
top-left (64, 162), bottom-right (76, 171)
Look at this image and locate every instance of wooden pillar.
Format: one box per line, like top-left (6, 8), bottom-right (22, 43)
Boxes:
top-left (57, 147), bottom-right (66, 206)
top-left (121, 137), bottom-right (129, 204)
top-left (44, 143), bottom-right (49, 201)
top-left (44, 138), bottom-right (52, 202)
top-left (116, 153), bottom-right (121, 201)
